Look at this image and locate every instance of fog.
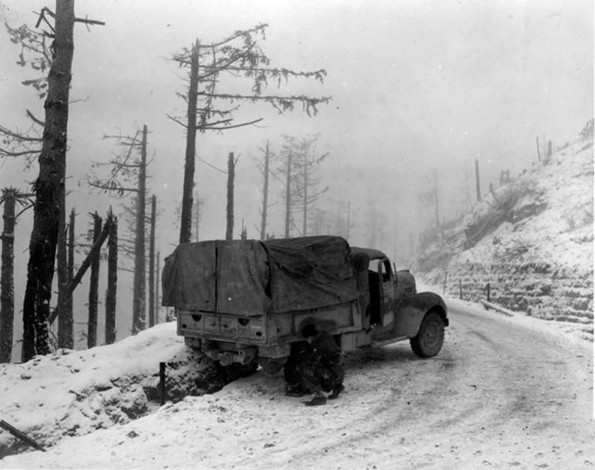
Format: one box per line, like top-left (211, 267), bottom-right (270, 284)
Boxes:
top-left (0, 0), bottom-right (592, 345)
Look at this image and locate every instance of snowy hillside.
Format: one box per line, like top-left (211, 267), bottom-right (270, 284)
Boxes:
top-left (418, 128), bottom-right (593, 340)
top-left (0, 323), bottom-right (220, 458)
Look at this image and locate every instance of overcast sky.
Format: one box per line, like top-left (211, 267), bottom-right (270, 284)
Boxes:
top-left (0, 0), bottom-right (592, 252)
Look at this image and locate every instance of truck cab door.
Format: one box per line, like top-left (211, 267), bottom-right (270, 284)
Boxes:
top-left (377, 259), bottom-right (395, 326)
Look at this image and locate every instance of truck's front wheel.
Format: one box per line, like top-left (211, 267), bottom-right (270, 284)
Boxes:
top-left (410, 311), bottom-right (445, 358)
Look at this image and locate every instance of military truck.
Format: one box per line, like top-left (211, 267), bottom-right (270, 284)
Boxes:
top-left (162, 236), bottom-right (448, 374)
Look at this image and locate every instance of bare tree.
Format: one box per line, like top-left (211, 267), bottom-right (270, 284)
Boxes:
top-left (277, 135), bottom-right (328, 237)
top-left (193, 191), bottom-right (204, 242)
top-left (475, 158), bottom-right (481, 203)
top-left (278, 136), bottom-right (298, 237)
top-left (20, 3), bottom-right (104, 361)
top-left (294, 135), bottom-right (329, 236)
top-left (57, 208), bottom-right (75, 349)
top-left (88, 125), bottom-right (150, 335)
top-left (148, 195), bottom-right (156, 327)
top-left (256, 141), bottom-right (275, 240)
top-left (170, 24), bottom-right (330, 244)
top-left (0, 189), bottom-right (32, 362)
top-left (0, 3), bottom-right (103, 361)
top-left (87, 213), bottom-right (102, 348)
top-left (225, 153), bottom-right (238, 241)
top-left (105, 210), bottom-right (117, 344)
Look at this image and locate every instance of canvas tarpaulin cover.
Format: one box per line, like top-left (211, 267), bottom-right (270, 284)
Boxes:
top-left (162, 236), bottom-right (359, 315)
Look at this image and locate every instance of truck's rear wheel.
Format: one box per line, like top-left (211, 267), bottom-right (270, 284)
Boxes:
top-left (410, 311), bottom-right (445, 358)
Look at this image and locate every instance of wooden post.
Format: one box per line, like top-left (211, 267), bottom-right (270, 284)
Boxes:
top-left (486, 283), bottom-right (491, 302)
top-left (159, 362), bottom-right (166, 405)
top-left (459, 279), bottom-right (463, 300)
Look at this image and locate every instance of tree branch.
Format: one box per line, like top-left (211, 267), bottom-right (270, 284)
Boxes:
top-left (199, 117), bottom-right (263, 131)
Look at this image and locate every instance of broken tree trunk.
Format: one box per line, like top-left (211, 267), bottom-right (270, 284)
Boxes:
top-left (284, 152), bottom-right (293, 238)
top-left (479, 299), bottom-right (514, 317)
top-left (225, 152), bottom-right (235, 241)
top-left (149, 195), bottom-right (156, 327)
top-left (474, 158), bottom-right (481, 203)
top-left (56, 202), bottom-right (71, 349)
top-left (0, 419), bottom-right (46, 453)
top-left (48, 219), bottom-right (110, 325)
top-left (132, 125), bottom-right (147, 334)
top-left (64, 209), bottom-right (75, 347)
top-left (87, 213), bottom-right (102, 348)
top-left (259, 141), bottom-right (270, 240)
top-left (155, 251), bottom-right (160, 324)
top-left (0, 189), bottom-right (17, 363)
top-left (105, 210), bottom-right (117, 344)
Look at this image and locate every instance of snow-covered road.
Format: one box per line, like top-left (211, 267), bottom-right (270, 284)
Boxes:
top-left (2, 299), bottom-right (593, 469)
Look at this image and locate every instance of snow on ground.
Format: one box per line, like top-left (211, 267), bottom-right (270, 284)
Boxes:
top-left (0, 323), bottom-right (218, 457)
top-left (1, 293), bottom-right (593, 469)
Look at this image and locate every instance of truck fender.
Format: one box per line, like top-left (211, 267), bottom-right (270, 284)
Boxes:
top-left (395, 292), bottom-right (449, 338)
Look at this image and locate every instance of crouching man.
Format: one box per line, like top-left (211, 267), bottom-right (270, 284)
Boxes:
top-left (287, 324), bottom-right (345, 406)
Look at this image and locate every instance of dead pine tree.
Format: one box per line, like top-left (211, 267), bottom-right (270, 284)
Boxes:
top-left (170, 24), bottom-right (330, 244)
top-left (475, 158), bottom-right (481, 203)
top-left (257, 141), bottom-right (274, 240)
top-left (279, 135), bottom-right (327, 238)
top-left (148, 195), bottom-right (156, 327)
top-left (294, 135), bottom-right (329, 236)
top-left (105, 210), bottom-right (117, 344)
top-left (0, 190), bottom-right (17, 363)
top-left (0, 2), bottom-right (104, 362)
top-left (192, 191), bottom-right (204, 242)
top-left (87, 125), bottom-right (150, 335)
top-left (279, 136), bottom-right (298, 238)
top-left (225, 153), bottom-right (238, 241)
top-left (132, 127), bottom-right (147, 334)
top-left (87, 213), bottom-right (102, 348)
top-left (57, 208), bottom-right (75, 349)
top-left (0, 190), bottom-right (32, 362)
top-left (155, 251), bottom-right (161, 325)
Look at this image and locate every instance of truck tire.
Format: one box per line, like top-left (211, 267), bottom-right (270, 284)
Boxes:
top-left (410, 311), bottom-right (445, 358)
